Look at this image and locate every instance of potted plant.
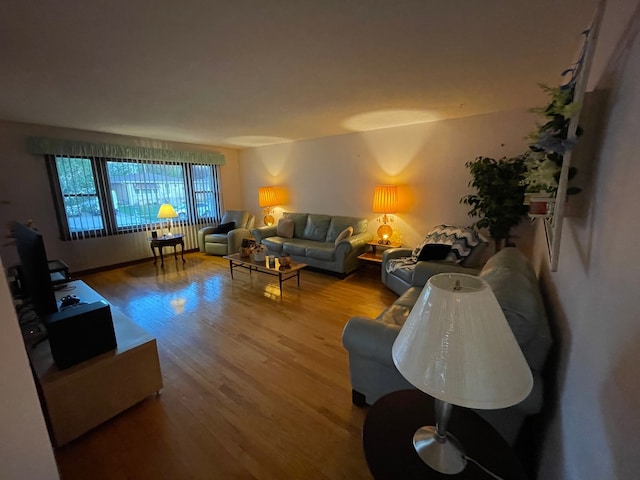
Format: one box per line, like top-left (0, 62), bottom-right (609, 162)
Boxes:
top-left (240, 237), bottom-right (255, 257)
top-left (460, 156), bottom-right (529, 251)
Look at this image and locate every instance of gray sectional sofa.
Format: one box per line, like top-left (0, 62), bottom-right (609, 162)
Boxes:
top-left (251, 212), bottom-right (373, 276)
top-left (342, 247), bottom-right (552, 444)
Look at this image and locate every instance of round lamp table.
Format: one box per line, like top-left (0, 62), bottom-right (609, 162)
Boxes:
top-left (363, 390), bottom-right (528, 479)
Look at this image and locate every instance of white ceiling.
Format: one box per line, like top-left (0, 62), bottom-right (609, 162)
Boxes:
top-left (0, 0), bottom-right (597, 149)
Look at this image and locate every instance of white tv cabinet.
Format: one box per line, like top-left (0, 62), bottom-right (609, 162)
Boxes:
top-left (28, 281), bottom-right (163, 447)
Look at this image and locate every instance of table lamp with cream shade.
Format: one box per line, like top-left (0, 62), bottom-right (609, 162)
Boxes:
top-left (392, 273), bottom-right (533, 475)
top-left (372, 185), bottom-right (398, 244)
top-left (258, 186), bottom-right (278, 226)
top-left (157, 203), bottom-right (178, 237)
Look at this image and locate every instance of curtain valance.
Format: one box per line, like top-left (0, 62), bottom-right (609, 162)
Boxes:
top-left (27, 137), bottom-right (225, 165)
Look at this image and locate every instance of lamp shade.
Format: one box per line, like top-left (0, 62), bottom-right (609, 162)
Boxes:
top-left (372, 185), bottom-right (398, 213)
top-left (392, 273), bottom-right (533, 410)
top-left (258, 186), bottom-right (278, 207)
top-left (157, 203), bottom-right (178, 219)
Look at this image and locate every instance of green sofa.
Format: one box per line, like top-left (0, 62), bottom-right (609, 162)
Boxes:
top-left (251, 212), bottom-right (373, 276)
top-left (342, 247), bottom-right (552, 444)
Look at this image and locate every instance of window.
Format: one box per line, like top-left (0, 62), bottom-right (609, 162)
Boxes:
top-left (47, 155), bottom-right (222, 240)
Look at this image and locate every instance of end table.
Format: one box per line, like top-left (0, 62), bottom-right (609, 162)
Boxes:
top-left (363, 390), bottom-right (527, 479)
top-left (148, 233), bottom-right (186, 268)
top-left (358, 241), bottom-right (401, 265)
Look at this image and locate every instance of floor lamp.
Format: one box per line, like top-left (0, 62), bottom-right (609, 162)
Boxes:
top-left (392, 273), bottom-right (533, 474)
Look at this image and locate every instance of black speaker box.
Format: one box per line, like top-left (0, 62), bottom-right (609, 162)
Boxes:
top-left (44, 300), bottom-right (117, 370)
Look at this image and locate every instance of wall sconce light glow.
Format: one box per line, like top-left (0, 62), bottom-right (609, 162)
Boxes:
top-left (224, 136), bottom-right (293, 148)
top-left (342, 109), bottom-right (440, 132)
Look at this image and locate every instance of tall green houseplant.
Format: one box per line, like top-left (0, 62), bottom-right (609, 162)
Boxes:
top-left (461, 156), bottom-right (529, 251)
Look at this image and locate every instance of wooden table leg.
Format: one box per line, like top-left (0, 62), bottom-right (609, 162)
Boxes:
top-left (228, 261), bottom-right (234, 279)
top-left (159, 246), bottom-right (165, 268)
top-left (151, 245), bottom-right (158, 264)
top-left (180, 241), bottom-right (185, 263)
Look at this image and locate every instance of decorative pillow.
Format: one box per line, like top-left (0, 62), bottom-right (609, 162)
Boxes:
top-left (334, 226), bottom-right (353, 245)
top-left (212, 221), bottom-right (235, 234)
top-left (417, 244), bottom-right (452, 262)
top-left (277, 218), bottom-right (295, 238)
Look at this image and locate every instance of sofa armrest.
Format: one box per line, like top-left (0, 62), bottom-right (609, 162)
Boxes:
top-left (342, 316), bottom-right (401, 368)
top-left (336, 232), bottom-right (371, 253)
top-left (382, 248), bottom-right (413, 262)
top-left (251, 225), bottom-right (277, 244)
top-left (198, 226), bottom-right (218, 252)
top-left (227, 228), bottom-right (253, 255)
top-left (411, 261), bottom-right (481, 287)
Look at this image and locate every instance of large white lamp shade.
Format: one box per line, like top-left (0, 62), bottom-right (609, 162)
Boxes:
top-left (392, 273), bottom-right (533, 473)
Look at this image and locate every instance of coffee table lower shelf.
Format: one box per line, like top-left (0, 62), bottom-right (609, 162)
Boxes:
top-left (223, 254), bottom-right (307, 298)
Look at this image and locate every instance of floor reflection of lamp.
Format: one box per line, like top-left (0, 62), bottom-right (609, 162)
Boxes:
top-left (258, 186), bottom-right (278, 226)
top-left (372, 185), bottom-right (397, 244)
top-left (157, 203), bottom-right (178, 237)
top-left (392, 273), bottom-right (533, 475)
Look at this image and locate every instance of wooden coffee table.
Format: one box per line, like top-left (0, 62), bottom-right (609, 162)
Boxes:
top-left (222, 253), bottom-right (307, 298)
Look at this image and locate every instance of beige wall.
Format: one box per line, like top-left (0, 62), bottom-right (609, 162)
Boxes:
top-left (0, 121), bottom-right (241, 272)
top-left (238, 109), bottom-right (536, 251)
top-left (533, 1), bottom-right (640, 478)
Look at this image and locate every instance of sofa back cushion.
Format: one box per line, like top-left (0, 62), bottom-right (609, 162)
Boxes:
top-left (221, 210), bottom-right (248, 230)
top-left (302, 214), bottom-right (332, 241)
top-left (276, 218), bottom-right (294, 238)
top-left (326, 216), bottom-right (368, 241)
top-left (479, 247), bottom-right (552, 373)
top-left (282, 212), bottom-right (309, 238)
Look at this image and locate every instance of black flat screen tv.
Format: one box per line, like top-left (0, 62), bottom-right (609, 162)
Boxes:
top-left (13, 223), bottom-right (58, 316)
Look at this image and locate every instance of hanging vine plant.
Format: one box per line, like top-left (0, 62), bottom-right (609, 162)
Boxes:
top-left (522, 82), bottom-right (583, 197)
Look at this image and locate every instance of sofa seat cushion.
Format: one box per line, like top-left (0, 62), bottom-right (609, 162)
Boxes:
top-left (375, 287), bottom-right (421, 327)
top-left (261, 237), bottom-right (285, 253)
top-left (282, 238), bottom-right (312, 256)
top-left (204, 233), bottom-right (229, 245)
top-left (281, 238), bottom-right (335, 260)
top-left (393, 265), bottom-right (415, 284)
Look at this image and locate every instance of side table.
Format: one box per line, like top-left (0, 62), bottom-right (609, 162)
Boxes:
top-left (148, 234), bottom-right (186, 267)
top-left (358, 241), bottom-right (401, 265)
top-left (363, 390), bottom-right (527, 479)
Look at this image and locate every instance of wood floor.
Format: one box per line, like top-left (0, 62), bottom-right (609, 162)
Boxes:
top-left (53, 253), bottom-right (397, 480)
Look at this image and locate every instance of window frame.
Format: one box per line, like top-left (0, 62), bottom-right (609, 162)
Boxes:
top-left (46, 154), bottom-right (222, 240)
